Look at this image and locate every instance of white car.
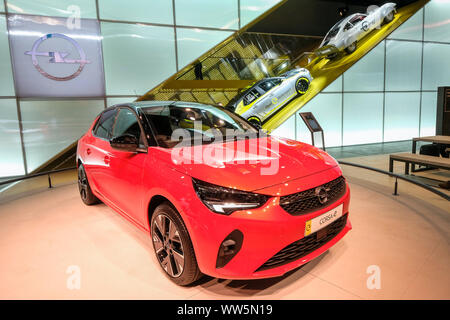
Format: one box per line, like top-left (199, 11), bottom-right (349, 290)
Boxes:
top-left (315, 3), bottom-right (396, 58)
top-left (229, 68), bottom-right (313, 126)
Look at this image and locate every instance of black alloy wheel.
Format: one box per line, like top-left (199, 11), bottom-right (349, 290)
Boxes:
top-left (295, 77), bottom-right (310, 95)
top-left (383, 11), bottom-right (394, 24)
top-left (345, 41), bottom-right (357, 54)
top-left (77, 164), bottom-right (99, 205)
top-left (152, 213), bottom-right (185, 277)
top-left (151, 203), bottom-right (202, 285)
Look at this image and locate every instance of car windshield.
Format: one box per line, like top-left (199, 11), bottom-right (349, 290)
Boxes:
top-left (142, 104), bottom-right (258, 148)
top-left (323, 18), bottom-right (344, 43)
top-left (349, 14), bottom-right (366, 25)
top-left (280, 69), bottom-right (299, 78)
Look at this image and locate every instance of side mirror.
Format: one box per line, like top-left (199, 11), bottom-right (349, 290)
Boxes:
top-left (110, 134), bottom-right (139, 152)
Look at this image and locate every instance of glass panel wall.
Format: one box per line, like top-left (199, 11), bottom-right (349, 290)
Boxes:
top-left (384, 92), bottom-right (420, 142)
top-left (387, 8), bottom-right (423, 41)
top-left (0, 99), bottom-right (25, 176)
top-left (0, 16), bottom-right (15, 96)
top-left (322, 76), bottom-right (342, 93)
top-left (422, 43), bottom-right (450, 91)
top-left (240, 0), bottom-right (283, 27)
top-left (20, 100), bottom-right (104, 172)
top-left (99, 0), bottom-right (174, 25)
top-left (102, 22), bottom-right (176, 96)
top-left (175, 0), bottom-right (239, 30)
top-left (176, 28), bottom-right (233, 69)
top-left (344, 41), bottom-right (385, 92)
top-left (6, 0), bottom-right (97, 19)
top-left (106, 97), bottom-right (137, 107)
top-left (420, 92), bottom-right (438, 137)
top-left (271, 114), bottom-right (295, 140)
top-left (385, 40), bottom-right (422, 91)
top-left (343, 93), bottom-right (384, 145)
top-left (295, 93), bottom-right (342, 148)
top-left (423, 0), bottom-right (450, 43)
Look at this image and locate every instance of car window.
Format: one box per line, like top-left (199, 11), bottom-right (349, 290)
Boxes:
top-left (344, 22), bottom-right (353, 31)
top-left (258, 79), bottom-right (279, 92)
top-left (323, 19), bottom-right (343, 43)
top-left (349, 14), bottom-right (366, 25)
top-left (93, 109), bottom-right (116, 140)
top-left (113, 108), bottom-right (141, 139)
top-left (143, 104), bottom-right (257, 148)
top-left (272, 79), bottom-right (282, 86)
top-left (243, 89), bottom-right (261, 105)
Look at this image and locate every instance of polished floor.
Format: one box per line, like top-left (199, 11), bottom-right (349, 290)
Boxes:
top-left (0, 160), bottom-right (448, 299)
top-left (326, 140), bottom-right (412, 159)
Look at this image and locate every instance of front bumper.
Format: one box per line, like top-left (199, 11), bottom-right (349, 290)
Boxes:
top-left (314, 44), bottom-right (339, 57)
top-left (179, 169), bottom-right (351, 280)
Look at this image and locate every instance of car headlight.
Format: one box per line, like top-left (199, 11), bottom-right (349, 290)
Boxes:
top-left (192, 178), bottom-right (269, 215)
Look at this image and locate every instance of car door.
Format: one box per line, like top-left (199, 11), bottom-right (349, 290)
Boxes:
top-left (107, 107), bottom-right (148, 226)
top-left (358, 13), bottom-right (375, 39)
top-left (257, 79), bottom-right (281, 118)
top-left (242, 88), bottom-right (262, 117)
top-left (342, 21), bottom-right (358, 43)
top-left (268, 78), bottom-right (288, 110)
top-left (84, 108), bottom-right (118, 201)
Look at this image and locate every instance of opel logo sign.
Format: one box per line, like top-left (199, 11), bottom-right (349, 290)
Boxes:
top-left (315, 186), bottom-right (330, 204)
top-left (25, 33), bottom-right (90, 81)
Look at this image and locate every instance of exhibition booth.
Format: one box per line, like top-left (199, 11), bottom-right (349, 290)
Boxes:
top-left (0, 0), bottom-right (448, 300)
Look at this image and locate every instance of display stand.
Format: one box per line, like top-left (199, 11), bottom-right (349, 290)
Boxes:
top-left (299, 112), bottom-right (326, 151)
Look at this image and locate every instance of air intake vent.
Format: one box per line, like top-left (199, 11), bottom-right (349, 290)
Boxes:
top-left (256, 214), bottom-right (348, 272)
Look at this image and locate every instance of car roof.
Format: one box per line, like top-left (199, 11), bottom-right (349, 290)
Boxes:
top-left (331, 12), bottom-right (367, 31)
top-left (109, 100), bottom-right (213, 111)
top-left (331, 13), bottom-right (359, 31)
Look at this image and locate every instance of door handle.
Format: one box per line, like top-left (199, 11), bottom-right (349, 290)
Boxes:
top-left (104, 155), bottom-right (110, 164)
top-left (86, 148), bottom-right (91, 155)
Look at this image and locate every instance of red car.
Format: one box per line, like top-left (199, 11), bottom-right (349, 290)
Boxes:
top-left (76, 101), bottom-right (351, 285)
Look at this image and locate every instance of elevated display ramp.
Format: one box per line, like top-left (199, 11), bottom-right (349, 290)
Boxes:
top-left (263, 0), bottom-right (427, 130)
top-left (138, 0), bottom-right (428, 132)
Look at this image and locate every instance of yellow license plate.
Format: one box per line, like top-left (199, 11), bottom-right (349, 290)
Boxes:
top-left (304, 204), bottom-right (343, 237)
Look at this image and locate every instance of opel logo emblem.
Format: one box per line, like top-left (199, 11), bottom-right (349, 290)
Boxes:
top-left (315, 186), bottom-right (330, 204)
top-left (25, 33), bottom-right (90, 81)
top-left (362, 21), bottom-right (369, 31)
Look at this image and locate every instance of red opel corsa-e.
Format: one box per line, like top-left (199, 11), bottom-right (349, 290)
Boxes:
top-left (77, 101), bottom-right (351, 285)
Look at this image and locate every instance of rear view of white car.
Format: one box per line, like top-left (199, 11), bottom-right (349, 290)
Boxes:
top-left (315, 3), bottom-right (396, 58)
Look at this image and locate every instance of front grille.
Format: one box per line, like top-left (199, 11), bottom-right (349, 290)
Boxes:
top-left (256, 214), bottom-right (348, 272)
top-left (280, 176), bottom-right (346, 215)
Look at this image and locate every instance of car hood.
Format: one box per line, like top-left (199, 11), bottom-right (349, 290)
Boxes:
top-left (152, 136), bottom-right (339, 193)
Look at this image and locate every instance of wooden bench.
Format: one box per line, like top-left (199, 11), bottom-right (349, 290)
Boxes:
top-left (389, 153), bottom-right (450, 175)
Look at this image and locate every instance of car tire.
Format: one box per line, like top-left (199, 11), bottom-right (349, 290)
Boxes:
top-left (345, 41), bottom-right (357, 54)
top-left (247, 116), bottom-right (262, 128)
top-left (151, 202), bottom-right (202, 286)
top-left (295, 77), bottom-right (310, 95)
top-left (383, 11), bottom-right (394, 24)
top-left (78, 164), bottom-right (100, 205)
top-left (327, 53), bottom-right (338, 60)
